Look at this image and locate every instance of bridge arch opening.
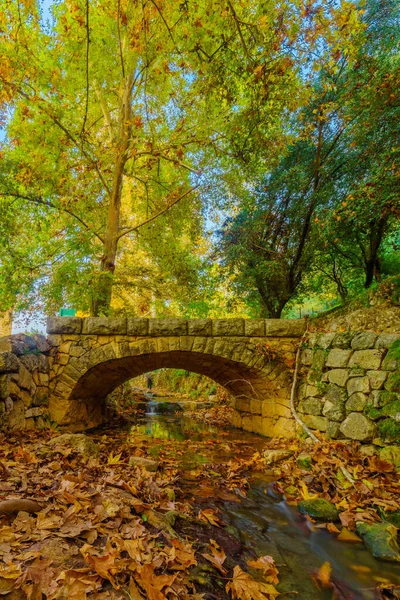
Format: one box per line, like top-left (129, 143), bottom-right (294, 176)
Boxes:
top-left (49, 336), bottom-right (297, 437)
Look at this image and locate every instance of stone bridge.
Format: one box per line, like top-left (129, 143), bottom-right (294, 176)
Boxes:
top-left (44, 317), bottom-right (305, 435)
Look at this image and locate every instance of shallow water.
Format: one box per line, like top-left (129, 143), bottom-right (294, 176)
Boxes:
top-left (127, 397), bottom-right (400, 599)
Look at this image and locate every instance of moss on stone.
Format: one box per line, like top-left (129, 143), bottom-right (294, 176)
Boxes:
top-left (298, 498), bottom-right (339, 521)
top-left (378, 418), bottom-right (400, 444)
top-left (363, 404), bottom-right (382, 421)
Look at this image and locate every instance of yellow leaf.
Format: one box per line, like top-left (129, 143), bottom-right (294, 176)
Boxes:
top-left (300, 482), bottom-right (318, 500)
top-left (107, 452), bottom-right (123, 464)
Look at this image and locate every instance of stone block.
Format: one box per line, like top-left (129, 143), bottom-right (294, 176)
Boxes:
top-left (323, 400), bottom-right (345, 421)
top-left (349, 350), bottom-right (384, 370)
top-left (346, 392), bottom-right (368, 412)
top-left (304, 384), bottom-right (319, 397)
top-left (340, 413), bottom-right (376, 441)
top-left (19, 354), bottom-right (40, 372)
top-left (187, 319), bottom-right (212, 336)
top-left (382, 356), bottom-right (398, 371)
top-left (311, 348), bottom-right (327, 371)
top-left (367, 370), bottom-right (387, 390)
top-left (8, 398), bottom-right (25, 429)
top-left (15, 364), bottom-right (33, 391)
top-left (231, 410), bottom-right (242, 428)
top-left (252, 415), bottom-right (264, 435)
top-left (316, 333), bottom-right (335, 349)
top-left (370, 390), bottom-right (399, 408)
top-left (25, 406), bottom-right (45, 418)
top-left (149, 318), bottom-right (187, 336)
top-left (69, 346), bottom-right (85, 358)
top-left (32, 334), bottom-right (51, 353)
top-left (332, 332), bottom-right (354, 349)
top-left (0, 334), bottom-right (38, 356)
top-left (244, 319), bottom-right (265, 336)
top-left (249, 399), bottom-right (262, 414)
top-left (347, 376), bottom-right (370, 395)
top-left (264, 319), bottom-right (306, 337)
top-left (0, 375), bottom-right (10, 399)
top-left (384, 372), bottom-right (400, 393)
top-left (241, 415), bottom-right (253, 432)
top-left (302, 414), bottom-right (327, 432)
top-left (326, 420), bottom-right (343, 439)
top-left (32, 387), bottom-right (49, 406)
top-left (326, 383), bottom-right (347, 404)
top-left (47, 317), bottom-right (82, 334)
top-left (300, 349), bottom-right (313, 365)
top-left (127, 318), bottom-right (149, 336)
top-left (351, 332), bottom-right (378, 350)
top-left (301, 397), bottom-right (324, 416)
top-left (0, 352), bottom-right (20, 373)
top-left (326, 349), bottom-right (352, 368)
top-left (375, 334), bottom-right (400, 349)
top-left (328, 369), bottom-right (349, 387)
top-left (82, 317), bottom-right (127, 335)
top-left (212, 319), bottom-right (244, 336)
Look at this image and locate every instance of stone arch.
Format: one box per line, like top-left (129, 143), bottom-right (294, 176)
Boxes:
top-left (48, 336), bottom-right (297, 436)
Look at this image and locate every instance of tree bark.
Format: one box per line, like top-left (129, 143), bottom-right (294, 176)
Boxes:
top-left (92, 75), bottom-right (133, 316)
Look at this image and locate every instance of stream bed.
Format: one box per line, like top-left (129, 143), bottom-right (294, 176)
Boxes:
top-left (123, 396), bottom-right (400, 599)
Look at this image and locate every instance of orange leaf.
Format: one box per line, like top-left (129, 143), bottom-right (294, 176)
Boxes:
top-left (226, 565), bottom-right (279, 599)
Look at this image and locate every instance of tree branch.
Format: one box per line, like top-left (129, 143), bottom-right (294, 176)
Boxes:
top-left (0, 192), bottom-right (104, 243)
top-left (80, 0), bottom-right (90, 136)
top-left (117, 185), bottom-right (198, 240)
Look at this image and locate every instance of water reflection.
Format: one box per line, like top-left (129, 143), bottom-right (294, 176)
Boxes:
top-left (126, 397), bottom-right (400, 600)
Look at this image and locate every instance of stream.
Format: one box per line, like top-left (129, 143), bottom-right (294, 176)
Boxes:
top-left (123, 395), bottom-right (400, 599)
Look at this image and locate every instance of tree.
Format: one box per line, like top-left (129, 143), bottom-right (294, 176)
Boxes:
top-left (0, 0), bottom-right (314, 316)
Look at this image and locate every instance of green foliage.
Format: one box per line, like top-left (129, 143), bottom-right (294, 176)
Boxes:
top-left (378, 418), bottom-right (400, 444)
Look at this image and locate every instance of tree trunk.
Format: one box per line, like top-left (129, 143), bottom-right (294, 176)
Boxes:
top-left (91, 76), bottom-right (133, 316)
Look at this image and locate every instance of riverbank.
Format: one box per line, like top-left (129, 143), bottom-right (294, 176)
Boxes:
top-left (0, 397), bottom-right (399, 599)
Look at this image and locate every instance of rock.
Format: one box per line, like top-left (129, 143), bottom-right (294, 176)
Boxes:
top-left (326, 349), bottom-right (352, 368)
top-left (47, 433), bottom-right (99, 457)
top-left (47, 317), bottom-right (82, 334)
top-left (385, 372), bottom-right (400, 393)
top-left (327, 420), bottom-right (343, 439)
top-left (355, 522), bottom-right (400, 562)
top-left (299, 398), bottom-right (324, 416)
top-left (349, 350), bottom-right (384, 370)
top-left (31, 334), bottom-right (51, 353)
top-left (323, 400), bottom-right (345, 422)
top-left (382, 356), bottom-right (398, 371)
top-left (347, 376), bottom-right (370, 395)
top-left (0, 352), bottom-right (19, 373)
top-left (129, 456), bottom-right (159, 471)
top-left (351, 332), bottom-right (378, 350)
top-left (298, 498), bottom-right (339, 521)
top-left (296, 453), bottom-right (312, 470)
top-left (375, 334), bottom-right (400, 349)
top-left (346, 392), bottom-right (368, 412)
top-left (25, 406), bottom-right (45, 418)
top-left (263, 449), bottom-right (294, 464)
top-left (83, 317), bottom-right (127, 335)
top-left (311, 349), bottom-right (326, 371)
top-left (367, 370), bottom-right (387, 390)
top-left (332, 332), bottom-right (354, 349)
top-left (326, 383), bottom-right (347, 404)
top-left (8, 398), bottom-right (25, 429)
top-left (302, 414), bottom-right (327, 431)
top-left (328, 369), bottom-right (349, 387)
top-left (316, 333), bottom-right (335, 349)
top-left (359, 444), bottom-right (377, 456)
top-left (300, 349), bottom-right (313, 365)
top-left (378, 418), bottom-right (400, 443)
top-left (381, 399), bottom-right (400, 419)
top-left (370, 390), bottom-right (399, 408)
top-left (0, 334), bottom-right (38, 356)
top-left (379, 446), bottom-right (400, 469)
top-left (340, 413), bottom-right (376, 441)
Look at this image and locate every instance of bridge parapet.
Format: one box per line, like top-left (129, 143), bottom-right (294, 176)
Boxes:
top-left (47, 317), bottom-right (306, 338)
